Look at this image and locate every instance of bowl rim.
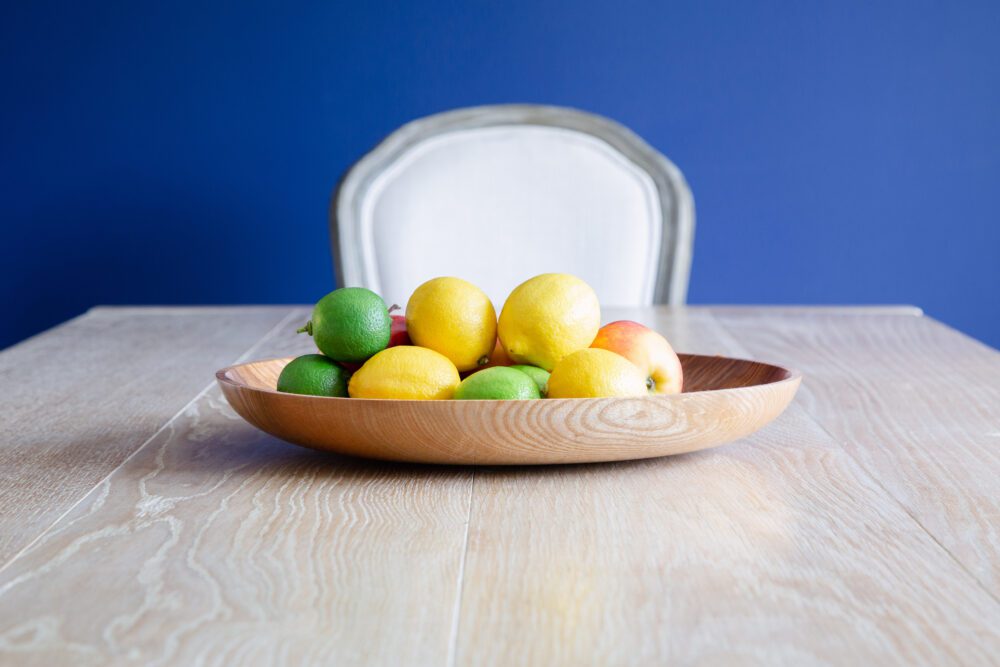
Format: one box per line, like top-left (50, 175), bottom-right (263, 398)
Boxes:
top-left (215, 353), bottom-right (803, 404)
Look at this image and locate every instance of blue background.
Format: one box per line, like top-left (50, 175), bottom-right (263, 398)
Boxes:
top-left (3, 0), bottom-right (998, 350)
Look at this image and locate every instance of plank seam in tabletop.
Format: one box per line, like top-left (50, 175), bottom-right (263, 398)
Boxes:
top-left (0, 308), bottom-right (304, 580)
top-left (699, 310), bottom-right (1000, 606)
top-left (447, 469), bottom-right (476, 667)
top-left (709, 308), bottom-right (1000, 604)
top-left (0, 306), bottom-right (471, 665)
top-left (755, 359), bottom-right (1000, 608)
top-left (0, 306), bottom-right (302, 565)
top-left (808, 316), bottom-right (1000, 591)
top-left (452, 308), bottom-right (1000, 665)
top-left (889, 497), bottom-right (1000, 606)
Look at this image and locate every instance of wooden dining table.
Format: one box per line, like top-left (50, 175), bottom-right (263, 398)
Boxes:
top-left (0, 305), bottom-right (998, 665)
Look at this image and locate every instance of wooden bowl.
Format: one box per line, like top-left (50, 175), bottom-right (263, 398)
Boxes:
top-left (216, 354), bottom-right (801, 465)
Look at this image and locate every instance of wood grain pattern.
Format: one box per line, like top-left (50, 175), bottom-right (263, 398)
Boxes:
top-left (217, 354), bottom-right (800, 465)
top-left (0, 306), bottom-right (295, 566)
top-left (712, 309), bottom-right (1000, 597)
top-left (1, 306), bottom-right (997, 666)
top-left (454, 309), bottom-right (1000, 666)
top-left (0, 310), bottom-right (473, 666)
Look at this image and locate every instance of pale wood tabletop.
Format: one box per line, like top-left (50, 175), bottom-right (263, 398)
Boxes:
top-left (0, 305), bottom-right (998, 666)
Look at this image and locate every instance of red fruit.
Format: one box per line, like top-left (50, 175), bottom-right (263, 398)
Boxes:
top-left (389, 315), bottom-right (410, 347)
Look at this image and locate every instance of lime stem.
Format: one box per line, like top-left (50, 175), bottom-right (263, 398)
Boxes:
top-left (297, 321), bottom-right (313, 336)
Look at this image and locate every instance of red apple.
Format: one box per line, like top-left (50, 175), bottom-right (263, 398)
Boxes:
top-left (590, 320), bottom-right (683, 394)
top-left (388, 314), bottom-right (410, 347)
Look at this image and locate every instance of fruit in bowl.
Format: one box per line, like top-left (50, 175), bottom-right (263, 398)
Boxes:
top-left (387, 313), bottom-right (411, 348)
top-left (497, 273), bottom-right (600, 371)
top-left (454, 366), bottom-right (541, 400)
top-left (337, 314), bottom-right (410, 373)
top-left (590, 320), bottom-right (683, 394)
top-left (468, 338), bottom-right (512, 372)
top-left (348, 346), bottom-right (460, 400)
top-left (276, 354), bottom-right (350, 397)
top-left (298, 287), bottom-right (391, 362)
top-left (547, 348), bottom-right (648, 398)
top-left (406, 277), bottom-right (497, 372)
top-left (508, 365), bottom-right (549, 397)
top-left (278, 273), bottom-right (684, 400)
top-left (221, 274), bottom-right (802, 465)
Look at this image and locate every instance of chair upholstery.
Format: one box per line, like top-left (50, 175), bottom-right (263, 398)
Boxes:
top-left (331, 105), bottom-right (694, 309)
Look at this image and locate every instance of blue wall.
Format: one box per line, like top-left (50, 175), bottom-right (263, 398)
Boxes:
top-left (3, 0), bottom-right (999, 350)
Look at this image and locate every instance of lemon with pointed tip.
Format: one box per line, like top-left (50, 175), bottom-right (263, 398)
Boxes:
top-left (547, 348), bottom-right (647, 398)
top-left (498, 273), bottom-right (601, 371)
top-left (348, 346), bottom-right (460, 400)
top-left (405, 277), bottom-right (497, 372)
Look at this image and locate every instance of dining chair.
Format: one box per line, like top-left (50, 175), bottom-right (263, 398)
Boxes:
top-left (330, 104), bottom-right (694, 308)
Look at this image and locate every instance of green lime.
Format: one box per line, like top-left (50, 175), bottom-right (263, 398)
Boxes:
top-left (509, 364), bottom-right (550, 397)
top-left (454, 366), bottom-right (541, 400)
top-left (277, 354), bottom-right (351, 397)
top-left (299, 287), bottom-right (391, 362)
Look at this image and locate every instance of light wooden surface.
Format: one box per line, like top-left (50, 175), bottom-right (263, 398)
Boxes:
top-left (217, 354), bottom-right (799, 465)
top-left (711, 310), bottom-right (1000, 598)
top-left (0, 306), bottom-right (293, 566)
top-left (0, 306), bottom-right (998, 666)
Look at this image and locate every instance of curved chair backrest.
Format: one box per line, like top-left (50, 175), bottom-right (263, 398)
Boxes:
top-left (331, 104), bottom-right (694, 308)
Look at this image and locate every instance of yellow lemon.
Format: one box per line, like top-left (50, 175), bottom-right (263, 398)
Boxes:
top-left (406, 277), bottom-right (497, 372)
top-left (547, 348), bottom-right (647, 398)
top-left (498, 273), bottom-right (601, 371)
top-left (348, 346), bottom-right (460, 400)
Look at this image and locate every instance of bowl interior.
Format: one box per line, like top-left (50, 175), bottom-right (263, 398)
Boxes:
top-left (217, 352), bottom-right (801, 465)
top-left (221, 353), bottom-right (794, 395)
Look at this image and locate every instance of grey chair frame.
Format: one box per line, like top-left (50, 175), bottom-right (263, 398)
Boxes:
top-left (330, 104), bottom-right (695, 304)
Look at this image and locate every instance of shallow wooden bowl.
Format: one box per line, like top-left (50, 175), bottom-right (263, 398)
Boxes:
top-left (216, 354), bottom-right (801, 465)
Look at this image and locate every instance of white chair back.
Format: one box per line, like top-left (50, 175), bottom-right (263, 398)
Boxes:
top-left (332, 105), bottom-right (694, 309)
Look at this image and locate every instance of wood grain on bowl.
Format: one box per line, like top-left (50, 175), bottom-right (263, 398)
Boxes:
top-left (216, 354), bottom-right (801, 465)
